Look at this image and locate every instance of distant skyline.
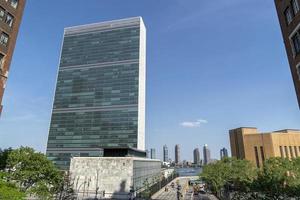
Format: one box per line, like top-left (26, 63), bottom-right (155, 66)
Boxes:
top-left (0, 0), bottom-right (300, 161)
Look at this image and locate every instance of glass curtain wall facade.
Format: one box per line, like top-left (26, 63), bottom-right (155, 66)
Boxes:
top-left (133, 160), bottom-right (161, 193)
top-left (46, 17), bottom-right (146, 170)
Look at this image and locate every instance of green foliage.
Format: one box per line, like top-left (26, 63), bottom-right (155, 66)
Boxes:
top-left (0, 172), bottom-right (25, 200)
top-left (226, 158), bottom-right (257, 191)
top-left (200, 158), bottom-right (256, 195)
top-left (201, 159), bottom-right (229, 194)
top-left (200, 157), bottom-right (300, 199)
top-left (253, 157), bottom-right (300, 199)
top-left (6, 147), bottom-right (63, 199)
top-left (140, 178), bottom-right (151, 198)
top-left (0, 148), bottom-right (12, 170)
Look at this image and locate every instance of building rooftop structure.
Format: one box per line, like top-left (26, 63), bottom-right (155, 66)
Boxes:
top-left (230, 127), bottom-right (300, 167)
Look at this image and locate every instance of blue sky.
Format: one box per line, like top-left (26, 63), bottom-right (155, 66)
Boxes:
top-left (0, 0), bottom-right (299, 161)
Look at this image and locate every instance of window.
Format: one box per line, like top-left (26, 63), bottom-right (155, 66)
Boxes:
top-left (285, 7), bottom-right (294, 25)
top-left (0, 33), bottom-right (9, 46)
top-left (260, 146), bottom-right (265, 163)
top-left (292, 33), bottom-right (300, 55)
top-left (10, 0), bottom-right (18, 9)
top-left (5, 13), bottom-right (13, 27)
top-left (280, 146), bottom-right (284, 158)
top-left (292, 0), bottom-right (300, 15)
top-left (0, 7), bottom-right (5, 21)
top-left (294, 146), bottom-right (298, 157)
top-left (285, 146), bottom-right (289, 158)
top-left (0, 54), bottom-right (4, 70)
top-left (289, 146), bottom-right (294, 158)
top-left (254, 146), bottom-right (260, 168)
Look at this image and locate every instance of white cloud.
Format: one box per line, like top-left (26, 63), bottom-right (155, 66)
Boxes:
top-left (180, 119), bottom-right (208, 128)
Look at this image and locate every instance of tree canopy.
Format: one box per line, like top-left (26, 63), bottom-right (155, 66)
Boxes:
top-left (252, 157), bottom-right (300, 199)
top-left (0, 147), bottom-right (64, 199)
top-left (200, 158), bottom-right (256, 195)
top-left (200, 157), bottom-right (300, 200)
top-left (0, 147), bottom-right (12, 170)
top-left (0, 172), bottom-right (25, 200)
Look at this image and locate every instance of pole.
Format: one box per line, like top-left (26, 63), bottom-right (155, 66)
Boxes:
top-left (95, 169), bottom-right (99, 199)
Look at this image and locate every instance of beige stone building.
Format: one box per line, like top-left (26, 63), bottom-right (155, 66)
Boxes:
top-left (230, 127), bottom-right (300, 167)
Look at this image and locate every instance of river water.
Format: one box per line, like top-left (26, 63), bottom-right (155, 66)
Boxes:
top-left (175, 167), bottom-right (202, 177)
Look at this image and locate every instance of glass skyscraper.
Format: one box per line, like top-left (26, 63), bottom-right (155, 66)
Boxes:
top-left (46, 17), bottom-right (146, 169)
top-left (163, 145), bottom-right (168, 162)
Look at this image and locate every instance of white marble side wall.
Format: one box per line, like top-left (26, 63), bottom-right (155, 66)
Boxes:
top-left (70, 157), bottom-right (134, 199)
top-left (138, 17), bottom-right (146, 151)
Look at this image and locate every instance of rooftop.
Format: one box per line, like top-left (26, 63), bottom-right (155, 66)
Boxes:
top-left (273, 129), bottom-right (300, 133)
top-left (64, 16), bottom-right (144, 35)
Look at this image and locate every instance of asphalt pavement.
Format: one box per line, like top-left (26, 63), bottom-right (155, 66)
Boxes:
top-left (151, 177), bottom-right (189, 200)
top-left (151, 177), bottom-right (218, 200)
top-left (193, 193), bottom-right (219, 200)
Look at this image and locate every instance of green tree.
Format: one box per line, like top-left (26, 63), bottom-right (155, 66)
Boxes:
top-left (200, 157), bottom-right (300, 200)
top-left (226, 158), bottom-right (257, 192)
top-left (201, 160), bottom-right (229, 195)
top-left (0, 148), bottom-right (12, 170)
top-left (200, 158), bottom-right (256, 197)
top-left (253, 157), bottom-right (300, 199)
top-left (0, 181), bottom-right (25, 200)
top-left (0, 172), bottom-right (25, 200)
top-left (6, 147), bottom-right (63, 199)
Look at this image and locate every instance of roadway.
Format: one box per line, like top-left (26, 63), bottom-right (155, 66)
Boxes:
top-left (184, 187), bottom-right (218, 200)
top-left (151, 177), bottom-right (189, 200)
top-left (151, 177), bottom-right (218, 200)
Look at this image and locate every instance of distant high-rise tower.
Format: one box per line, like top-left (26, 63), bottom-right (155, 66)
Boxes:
top-left (0, 0), bottom-right (26, 116)
top-left (193, 148), bottom-right (200, 165)
top-left (150, 148), bottom-right (156, 159)
top-left (163, 145), bottom-right (168, 162)
top-left (46, 17), bottom-right (146, 169)
top-left (274, 0), bottom-right (300, 108)
top-left (175, 144), bottom-right (180, 164)
top-left (203, 144), bottom-right (211, 165)
top-left (220, 147), bottom-right (228, 160)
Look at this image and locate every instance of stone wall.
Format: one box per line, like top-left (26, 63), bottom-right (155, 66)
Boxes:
top-left (69, 157), bottom-right (161, 199)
